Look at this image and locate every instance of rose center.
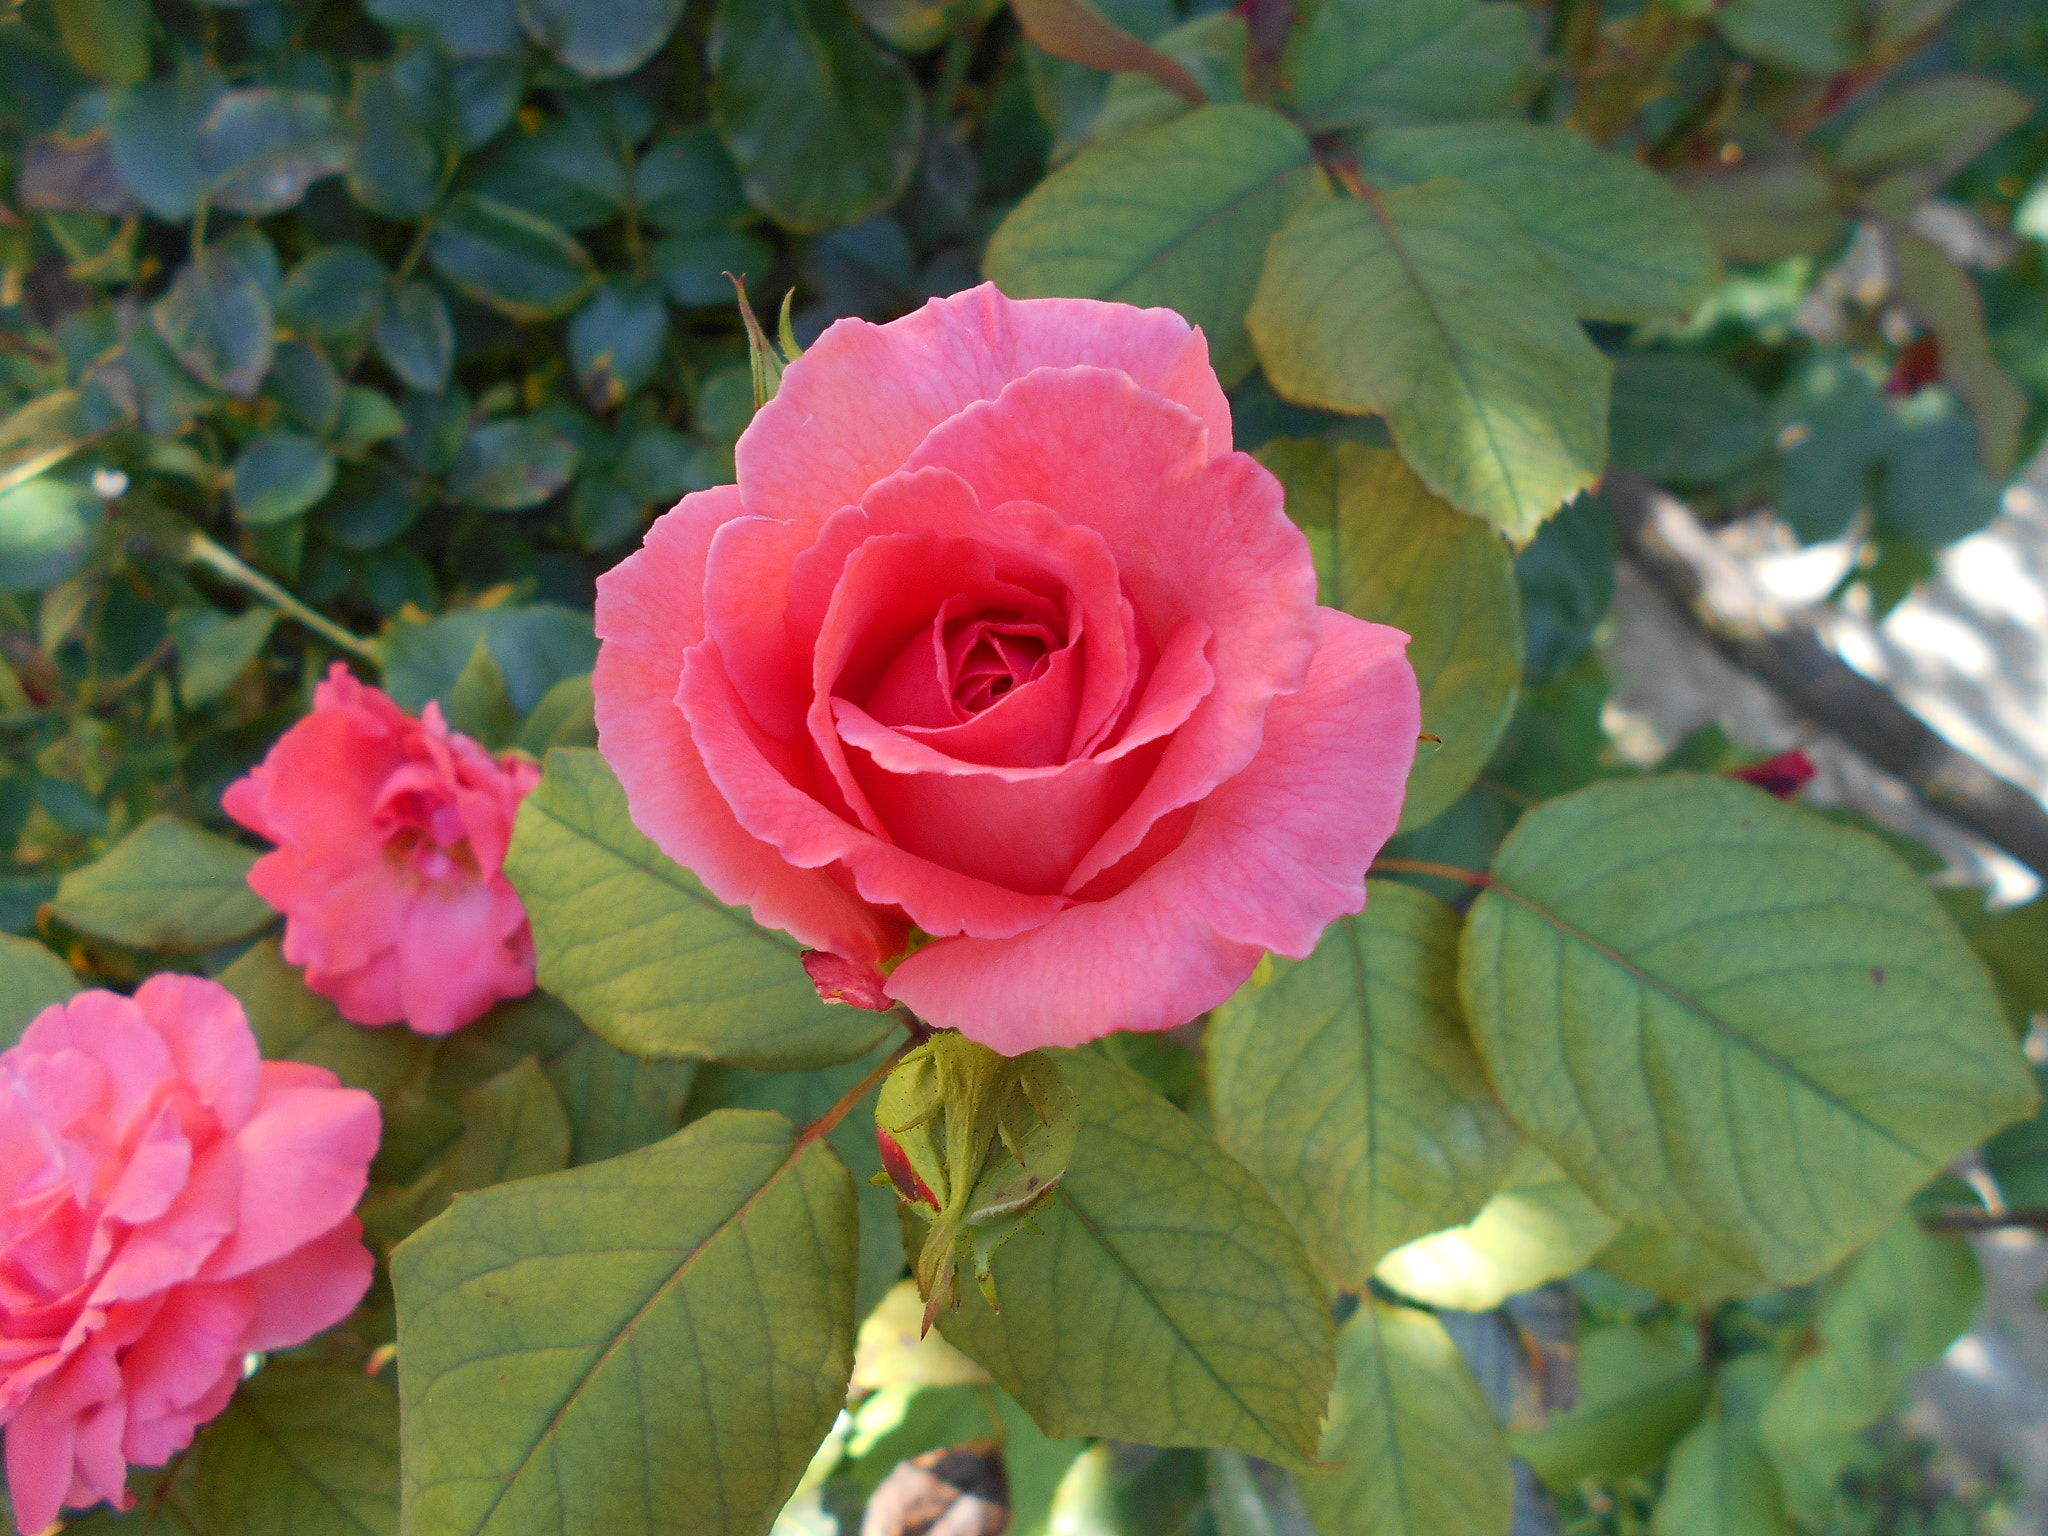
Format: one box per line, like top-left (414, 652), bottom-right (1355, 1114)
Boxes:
top-left (945, 614), bottom-right (1055, 715)
top-left (376, 787), bottom-right (479, 885)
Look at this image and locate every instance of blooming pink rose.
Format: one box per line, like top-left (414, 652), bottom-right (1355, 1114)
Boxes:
top-left (594, 285), bottom-right (1420, 1053)
top-left (0, 976), bottom-right (380, 1532)
top-left (224, 664), bottom-right (541, 1036)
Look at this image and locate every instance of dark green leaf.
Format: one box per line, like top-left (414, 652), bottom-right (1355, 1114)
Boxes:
top-left (503, 748), bottom-right (892, 1070)
top-left (517, 673), bottom-right (598, 753)
top-left (449, 417), bottom-right (581, 511)
top-left (1357, 123), bottom-right (1717, 322)
top-left (1872, 384), bottom-right (2001, 545)
top-left (1298, 1300), bottom-right (1513, 1536)
top-left (1770, 352), bottom-right (1887, 542)
top-left (0, 933), bottom-right (78, 1045)
top-left (463, 111), bottom-right (630, 231)
top-left (52, 0), bottom-right (151, 87)
top-left (0, 477), bottom-right (101, 593)
top-left (379, 603), bottom-right (597, 715)
top-left (152, 240), bottom-right (275, 398)
top-left (1209, 880), bottom-right (1519, 1287)
top-left (195, 88), bottom-right (351, 215)
top-left (108, 67), bottom-right (225, 219)
top-left (221, 938), bottom-right (428, 1096)
top-left (1282, 0), bottom-right (1535, 133)
top-left (934, 1050), bottom-right (1333, 1470)
top-left (1716, 0), bottom-right (1861, 73)
top-left (334, 388), bottom-right (410, 455)
top-left (171, 605), bottom-right (277, 706)
top-left (569, 280), bottom-right (670, 410)
top-left (51, 815), bottom-right (275, 950)
top-left (346, 64), bottom-right (444, 221)
top-left (232, 432), bottom-right (337, 526)
top-left (265, 340), bottom-right (344, 437)
top-left (1460, 774), bottom-right (2039, 1284)
top-left (193, 1363), bottom-right (399, 1536)
top-left (393, 1110), bottom-right (858, 1536)
top-left (363, 0), bottom-right (522, 60)
top-left (711, 0), bottom-right (925, 232)
top-left (375, 282), bottom-right (456, 396)
top-left (1838, 74), bottom-right (2032, 181)
top-left (519, 0), bottom-right (684, 79)
top-left (1893, 230), bottom-right (2026, 477)
top-left (634, 126), bottom-right (750, 234)
top-left (279, 245), bottom-right (391, 341)
top-left (428, 193), bottom-right (598, 320)
top-left (1678, 158), bottom-right (1847, 266)
top-left (1249, 184), bottom-right (1610, 542)
top-left (1255, 439), bottom-right (1521, 828)
top-left (447, 636), bottom-right (518, 747)
top-left (986, 105), bottom-right (1322, 387)
top-left (1516, 491), bottom-right (1615, 685)
top-left (1609, 354), bottom-right (1771, 483)
top-left (651, 229), bottom-right (777, 308)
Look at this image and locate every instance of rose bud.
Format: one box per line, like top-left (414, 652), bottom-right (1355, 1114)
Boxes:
top-left (875, 1033), bottom-right (1077, 1329)
top-left (223, 663), bottom-right (541, 1035)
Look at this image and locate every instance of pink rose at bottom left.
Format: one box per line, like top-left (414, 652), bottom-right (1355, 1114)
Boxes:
top-left (0, 976), bottom-right (381, 1533)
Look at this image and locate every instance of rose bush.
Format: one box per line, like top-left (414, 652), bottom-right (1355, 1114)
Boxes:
top-left (224, 666), bottom-right (541, 1036)
top-left (0, 977), bottom-right (380, 1532)
top-left (594, 284), bottom-right (1421, 1052)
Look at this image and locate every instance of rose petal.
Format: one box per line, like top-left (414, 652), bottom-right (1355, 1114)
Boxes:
top-left (887, 612), bottom-right (1419, 1049)
top-left (239, 1218), bottom-right (373, 1351)
top-left (393, 882), bottom-right (533, 1037)
top-left (19, 994), bottom-right (173, 1135)
top-left (200, 1072), bottom-right (379, 1281)
top-left (593, 485), bottom-right (902, 961)
top-left (131, 973), bottom-right (261, 1132)
top-left (903, 367), bottom-right (1319, 892)
top-left (737, 283), bottom-right (1233, 531)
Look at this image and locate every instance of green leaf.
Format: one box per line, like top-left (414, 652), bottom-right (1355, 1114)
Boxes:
top-left (1871, 383), bottom-right (2002, 545)
top-left (710, 0), bottom-right (925, 232)
top-left (108, 67), bottom-right (225, 220)
top-left (195, 88), bottom-right (351, 216)
top-left (345, 65), bottom-right (444, 222)
top-left (1516, 491), bottom-right (1615, 685)
top-left (1208, 880), bottom-right (1519, 1287)
top-left (428, 193), bottom-right (598, 321)
top-left (1652, 1356), bottom-right (1791, 1536)
top-left (1255, 440), bottom-right (1520, 828)
top-left (447, 636), bottom-right (518, 748)
top-left (375, 282), bottom-right (455, 396)
top-left (1893, 230), bottom-right (2027, 476)
top-left (985, 105), bottom-right (1322, 387)
top-left (335, 388), bottom-right (409, 454)
top-left (517, 672), bottom-right (597, 754)
top-left (393, 1109), bottom-right (858, 1536)
top-left (1091, 11), bottom-right (1247, 148)
top-left (171, 605), bottom-right (277, 706)
top-left (1357, 123), bottom-right (1715, 322)
top-left (569, 279), bottom-right (670, 410)
top-left (232, 432), bottom-right (337, 526)
top-left (1679, 158), bottom-right (1847, 266)
top-left (1512, 1324), bottom-right (1709, 1492)
top-left (363, 0), bottom-right (522, 60)
top-left (1770, 352), bottom-right (1887, 543)
top-left (1375, 1144), bottom-right (1618, 1311)
top-left (1459, 774), bottom-right (2039, 1284)
top-left (280, 245), bottom-right (391, 341)
top-left (449, 418), bottom-right (581, 511)
top-left (399, 1056), bottom-right (573, 1233)
top-left (933, 1049), bottom-right (1333, 1470)
top-left (1716, 0), bottom-right (1861, 73)
top-left (1299, 1299), bottom-right (1513, 1536)
top-left (519, 0), bottom-right (684, 79)
top-left (634, 126), bottom-right (751, 234)
top-left (1282, 0), bottom-right (1534, 133)
top-left (1248, 183), bottom-right (1611, 542)
top-left (266, 340), bottom-right (344, 437)
top-left (1758, 1217), bottom-right (1981, 1521)
top-left (193, 1363), bottom-right (399, 1536)
top-left (1838, 75), bottom-right (2033, 182)
top-left (463, 109), bottom-right (629, 231)
top-left (0, 477), bottom-right (102, 593)
top-left (219, 938), bottom-right (428, 1098)
top-left (503, 748), bottom-right (892, 1070)
top-left (51, 815), bottom-right (275, 951)
top-left (152, 240), bottom-right (275, 398)
top-left (1609, 354), bottom-right (1771, 483)
top-left (378, 603), bottom-right (596, 716)
top-left (690, 1035), bottom-right (906, 1321)
top-left (53, 0), bottom-right (151, 87)
top-left (0, 933), bottom-right (77, 1045)
top-left (1595, 1222), bottom-right (1773, 1305)
top-left (651, 229), bottom-right (778, 308)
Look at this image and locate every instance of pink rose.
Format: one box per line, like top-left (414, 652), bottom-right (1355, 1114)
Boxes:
top-left (594, 285), bottom-right (1420, 1052)
top-left (224, 664), bottom-right (541, 1036)
top-left (0, 976), bottom-right (380, 1532)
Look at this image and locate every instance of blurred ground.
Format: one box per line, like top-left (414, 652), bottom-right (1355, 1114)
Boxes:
top-left (1598, 461), bottom-right (2048, 1531)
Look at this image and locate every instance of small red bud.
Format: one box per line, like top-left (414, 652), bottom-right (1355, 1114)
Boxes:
top-left (802, 951), bottom-right (893, 1010)
top-left (1730, 749), bottom-right (1816, 800)
top-left (878, 1126), bottom-right (939, 1210)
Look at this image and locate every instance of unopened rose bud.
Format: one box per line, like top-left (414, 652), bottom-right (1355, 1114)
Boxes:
top-left (874, 1032), bottom-right (1077, 1330)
